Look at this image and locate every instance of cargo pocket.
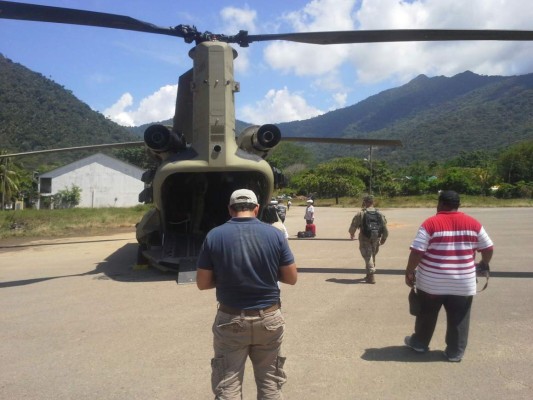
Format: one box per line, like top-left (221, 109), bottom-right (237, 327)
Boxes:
top-left (214, 313), bottom-right (245, 333)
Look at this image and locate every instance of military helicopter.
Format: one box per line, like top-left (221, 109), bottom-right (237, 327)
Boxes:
top-left (1, 1), bottom-right (532, 280)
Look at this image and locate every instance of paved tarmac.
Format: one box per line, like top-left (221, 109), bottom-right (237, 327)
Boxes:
top-left (1, 207), bottom-right (532, 400)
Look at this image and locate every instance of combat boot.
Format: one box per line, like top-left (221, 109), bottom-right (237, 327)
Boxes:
top-left (365, 273), bottom-right (376, 284)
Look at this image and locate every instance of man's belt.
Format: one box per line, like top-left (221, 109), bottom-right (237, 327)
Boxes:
top-left (218, 302), bottom-right (280, 316)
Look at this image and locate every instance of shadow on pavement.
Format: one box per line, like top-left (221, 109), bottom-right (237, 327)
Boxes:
top-left (361, 346), bottom-right (447, 363)
top-left (288, 238), bottom-right (353, 242)
top-left (326, 277), bottom-right (368, 284)
top-left (0, 243), bottom-right (178, 288)
top-left (298, 267), bottom-right (533, 279)
top-left (89, 243), bottom-right (178, 283)
top-left (0, 237), bottom-right (131, 249)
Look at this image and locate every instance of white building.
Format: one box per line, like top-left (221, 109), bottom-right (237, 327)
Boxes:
top-left (38, 153), bottom-right (145, 208)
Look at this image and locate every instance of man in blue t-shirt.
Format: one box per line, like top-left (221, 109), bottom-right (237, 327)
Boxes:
top-left (197, 188), bottom-right (297, 399)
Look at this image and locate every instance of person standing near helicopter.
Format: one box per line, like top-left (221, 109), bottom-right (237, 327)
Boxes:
top-left (348, 195), bottom-right (388, 284)
top-left (304, 199), bottom-right (315, 224)
top-left (196, 189), bottom-right (297, 399)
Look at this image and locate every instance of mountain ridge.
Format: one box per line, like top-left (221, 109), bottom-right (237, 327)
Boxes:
top-left (1, 53), bottom-right (531, 167)
top-left (277, 70), bottom-right (532, 164)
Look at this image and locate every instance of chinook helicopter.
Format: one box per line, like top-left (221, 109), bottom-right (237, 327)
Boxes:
top-left (1, 1), bottom-right (532, 280)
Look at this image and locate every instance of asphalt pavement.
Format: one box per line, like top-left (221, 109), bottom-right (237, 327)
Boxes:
top-left (1, 206), bottom-right (532, 399)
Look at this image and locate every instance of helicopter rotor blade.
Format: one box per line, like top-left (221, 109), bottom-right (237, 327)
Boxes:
top-left (0, 142), bottom-right (145, 159)
top-left (2, 2), bottom-right (532, 46)
top-left (0, 1), bottom-right (181, 37)
top-left (282, 137), bottom-right (402, 147)
top-left (244, 29), bottom-right (533, 46)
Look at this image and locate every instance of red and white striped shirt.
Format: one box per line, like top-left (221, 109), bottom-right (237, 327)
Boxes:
top-left (410, 211), bottom-right (494, 296)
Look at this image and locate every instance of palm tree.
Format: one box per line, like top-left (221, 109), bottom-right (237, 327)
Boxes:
top-left (0, 152), bottom-right (20, 210)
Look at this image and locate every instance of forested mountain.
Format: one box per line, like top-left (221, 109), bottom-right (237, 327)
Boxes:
top-left (1, 52), bottom-right (531, 169)
top-left (0, 54), bottom-right (138, 167)
top-left (278, 71), bottom-right (533, 165)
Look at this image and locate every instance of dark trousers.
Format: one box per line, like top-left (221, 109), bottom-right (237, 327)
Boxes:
top-left (412, 290), bottom-right (473, 357)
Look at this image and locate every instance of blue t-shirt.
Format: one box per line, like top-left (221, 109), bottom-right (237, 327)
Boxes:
top-left (197, 217), bottom-right (295, 309)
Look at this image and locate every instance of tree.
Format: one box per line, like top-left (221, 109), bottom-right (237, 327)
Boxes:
top-left (11, 166), bottom-right (40, 208)
top-left (290, 158), bottom-right (366, 203)
top-left (366, 161), bottom-right (399, 197)
top-left (113, 147), bottom-right (155, 170)
top-left (496, 140), bottom-right (533, 184)
top-left (0, 153), bottom-right (20, 210)
top-left (434, 167), bottom-right (482, 195)
top-left (267, 142), bottom-right (314, 170)
top-left (398, 161), bottom-right (435, 195)
top-left (446, 149), bottom-right (497, 169)
top-left (53, 184), bottom-right (82, 208)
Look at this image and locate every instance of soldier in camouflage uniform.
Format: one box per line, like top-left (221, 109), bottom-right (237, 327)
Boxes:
top-left (348, 195), bottom-right (388, 284)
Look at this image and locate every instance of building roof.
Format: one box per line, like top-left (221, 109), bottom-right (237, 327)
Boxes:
top-left (39, 153), bottom-right (144, 180)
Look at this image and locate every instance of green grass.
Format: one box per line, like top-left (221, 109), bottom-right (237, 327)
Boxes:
top-left (0, 204), bottom-right (151, 240)
top-left (1, 197), bottom-right (531, 240)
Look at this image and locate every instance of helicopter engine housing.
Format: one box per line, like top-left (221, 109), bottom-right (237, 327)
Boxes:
top-left (144, 124), bottom-right (185, 159)
top-left (237, 124), bottom-right (281, 158)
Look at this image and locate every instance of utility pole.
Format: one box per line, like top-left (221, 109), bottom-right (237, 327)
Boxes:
top-left (368, 145), bottom-right (373, 195)
top-left (1, 158), bottom-right (6, 210)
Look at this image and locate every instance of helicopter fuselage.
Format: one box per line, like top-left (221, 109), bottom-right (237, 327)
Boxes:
top-left (136, 41), bottom-right (280, 280)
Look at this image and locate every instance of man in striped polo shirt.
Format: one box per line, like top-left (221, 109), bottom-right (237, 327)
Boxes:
top-left (404, 190), bottom-right (494, 362)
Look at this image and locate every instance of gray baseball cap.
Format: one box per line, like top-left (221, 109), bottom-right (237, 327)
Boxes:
top-left (229, 189), bottom-right (258, 206)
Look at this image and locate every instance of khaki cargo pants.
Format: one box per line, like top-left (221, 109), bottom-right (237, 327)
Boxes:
top-left (211, 308), bottom-right (287, 400)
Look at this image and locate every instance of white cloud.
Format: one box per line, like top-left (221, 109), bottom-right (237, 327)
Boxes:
top-left (262, 0), bottom-right (533, 100)
top-left (264, 0), bottom-right (356, 76)
top-left (220, 6), bottom-right (258, 75)
top-left (103, 93), bottom-right (134, 126)
top-left (238, 87), bottom-right (324, 124)
top-left (347, 0), bottom-right (533, 84)
top-left (234, 47), bottom-right (251, 75)
top-left (332, 92), bottom-right (348, 108)
top-left (104, 85), bottom-right (178, 126)
top-left (312, 72), bottom-right (344, 91)
top-left (220, 6), bottom-right (257, 33)
top-left (102, 0), bottom-right (533, 127)
top-left (282, 0), bottom-right (357, 31)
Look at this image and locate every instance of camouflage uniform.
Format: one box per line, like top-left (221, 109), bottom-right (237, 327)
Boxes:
top-left (348, 202), bottom-right (388, 280)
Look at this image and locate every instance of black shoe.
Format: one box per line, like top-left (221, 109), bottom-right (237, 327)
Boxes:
top-left (443, 350), bottom-right (462, 362)
top-left (404, 336), bottom-right (428, 353)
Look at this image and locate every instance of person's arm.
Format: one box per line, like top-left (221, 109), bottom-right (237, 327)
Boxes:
top-left (477, 247), bottom-right (493, 274)
top-left (380, 214), bottom-right (388, 244)
top-left (480, 247), bottom-right (493, 264)
top-left (405, 250), bottom-right (423, 288)
top-left (196, 267), bottom-right (216, 290)
top-left (348, 213), bottom-right (360, 239)
top-left (279, 263), bottom-right (297, 285)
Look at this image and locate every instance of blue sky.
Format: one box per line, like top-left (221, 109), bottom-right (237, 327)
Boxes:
top-left (1, 0), bottom-right (532, 127)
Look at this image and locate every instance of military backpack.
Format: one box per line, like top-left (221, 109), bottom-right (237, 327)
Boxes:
top-left (362, 210), bottom-right (384, 240)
